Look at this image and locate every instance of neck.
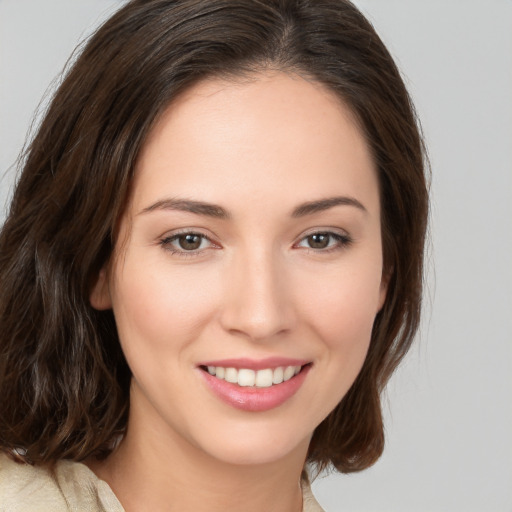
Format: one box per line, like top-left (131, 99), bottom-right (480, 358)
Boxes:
top-left (88, 395), bottom-right (308, 512)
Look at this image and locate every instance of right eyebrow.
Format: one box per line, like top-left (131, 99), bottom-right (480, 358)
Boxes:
top-left (138, 198), bottom-right (230, 219)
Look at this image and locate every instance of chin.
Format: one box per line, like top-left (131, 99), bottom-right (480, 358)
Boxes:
top-left (190, 426), bottom-right (312, 467)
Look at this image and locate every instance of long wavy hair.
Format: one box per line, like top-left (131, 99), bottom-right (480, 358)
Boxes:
top-left (0, 0), bottom-right (428, 473)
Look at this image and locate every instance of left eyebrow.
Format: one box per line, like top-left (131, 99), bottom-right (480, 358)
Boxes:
top-left (291, 196), bottom-right (367, 217)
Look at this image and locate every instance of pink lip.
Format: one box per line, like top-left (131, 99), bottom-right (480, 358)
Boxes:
top-left (198, 357), bottom-right (309, 371)
top-left (198, 363), bottom-right (311, 412)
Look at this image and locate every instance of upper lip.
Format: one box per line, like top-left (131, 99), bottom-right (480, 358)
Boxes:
top-left (198, 357), bottom-right (310, 371)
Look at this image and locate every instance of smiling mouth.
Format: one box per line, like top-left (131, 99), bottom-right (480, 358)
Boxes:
top-left (199, 364), bottom-right (310, 388)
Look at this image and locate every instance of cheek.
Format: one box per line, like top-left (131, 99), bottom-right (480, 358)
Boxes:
top-left (291, 268), bottom-right (381, 426)
top-left (110, 257), bottom-right (219, 361)
top-left (301, 267), bottom-right (382, 345)
top-left (296, 262), bottom-right (382, 404)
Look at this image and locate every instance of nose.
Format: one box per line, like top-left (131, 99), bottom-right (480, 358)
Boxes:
top-left (219, 246), bottom-right (295, 341)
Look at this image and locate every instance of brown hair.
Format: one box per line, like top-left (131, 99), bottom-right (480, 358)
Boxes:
top-left (0, 0), bottom-right (428, 473)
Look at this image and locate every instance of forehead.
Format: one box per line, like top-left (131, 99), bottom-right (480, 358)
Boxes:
top-left (131, 71), bottom-right (378, 216)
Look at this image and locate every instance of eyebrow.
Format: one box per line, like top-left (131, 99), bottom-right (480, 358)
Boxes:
top-left (139, 195), bottom-right (366, 219)
top-left (139, 198), bottom-right (230, 218)
top-left (291, 196), bottom-right (367, 217)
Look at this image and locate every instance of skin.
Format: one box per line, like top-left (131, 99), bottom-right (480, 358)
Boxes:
top-left (89, 71), bottom-right (387, 512)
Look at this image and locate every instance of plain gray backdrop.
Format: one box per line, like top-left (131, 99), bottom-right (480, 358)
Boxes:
top-left (1, 1), bottom-right (511, 511)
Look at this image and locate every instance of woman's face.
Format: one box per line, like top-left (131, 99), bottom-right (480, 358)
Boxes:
top-left (92, 71), bottom-right (387, 466)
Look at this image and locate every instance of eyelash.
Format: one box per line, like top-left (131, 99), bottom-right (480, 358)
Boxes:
top-left (159, 230), bottom-right (352, 258)
top-left (159, 230), bottom-right (217, 258)
top-left (296, 231), bottom-right (353, 253)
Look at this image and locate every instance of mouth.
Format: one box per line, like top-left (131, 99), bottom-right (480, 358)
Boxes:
top-left (199, 364), bottom-right (310, 388)
top-left (197, 357), bottom-right (312, 411)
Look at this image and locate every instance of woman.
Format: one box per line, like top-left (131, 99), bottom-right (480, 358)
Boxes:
top-left (0, 1), bottom-right (428, 510)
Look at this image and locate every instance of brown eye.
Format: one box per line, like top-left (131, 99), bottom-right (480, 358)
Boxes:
top-left (160, 232), bottom-right (213, 254)
top-left (160, 231), bottom-right (219, 256)
top-left (296, 231), bottom-right (351, 252)
top-left (307, 233), bottom-right (330, 249)
top-left (178, 234), bottom-right (203, 250)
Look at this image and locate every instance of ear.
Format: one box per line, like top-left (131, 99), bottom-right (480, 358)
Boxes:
top-left (90, 267), bottom-right (112, 310)
top-left (377, 267), bottom-right (392, 312)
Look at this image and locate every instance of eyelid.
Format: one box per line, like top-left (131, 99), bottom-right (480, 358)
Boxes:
top-left (297, 226), bottom-right (350, 239)
top-left (159, 227), bottom-right (218, 241)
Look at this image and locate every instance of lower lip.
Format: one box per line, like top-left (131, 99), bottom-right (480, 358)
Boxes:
top-left (199, 365), bottom-right (311, 412)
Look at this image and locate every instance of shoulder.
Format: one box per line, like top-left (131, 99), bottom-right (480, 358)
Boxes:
top-left (302, 479), bottom-right (326, 512)
top-left (0, 453), bottom-right (68, 511)
top-left (0, 452), bottom-right (124, 512)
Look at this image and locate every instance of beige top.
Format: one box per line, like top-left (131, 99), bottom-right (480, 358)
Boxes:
top-left (0, 453), bottom-right (324, 511)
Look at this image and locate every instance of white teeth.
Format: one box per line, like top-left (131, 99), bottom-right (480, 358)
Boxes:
top-left (283, 366), bottom-right (296, 381)
top-left (238, 369), bottom-right (255, 387)
top-left (224, 367), bottom-right (238, 383)
top-left (272, 367), bottom-right (284, 384)
top-left (206, 364), bottom-right (303, 387)
top-left (255, 369), bottom-right (273, 388)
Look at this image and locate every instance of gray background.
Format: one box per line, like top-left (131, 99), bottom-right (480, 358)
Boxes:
top-left (1, 1), bottom-right (511, 511)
